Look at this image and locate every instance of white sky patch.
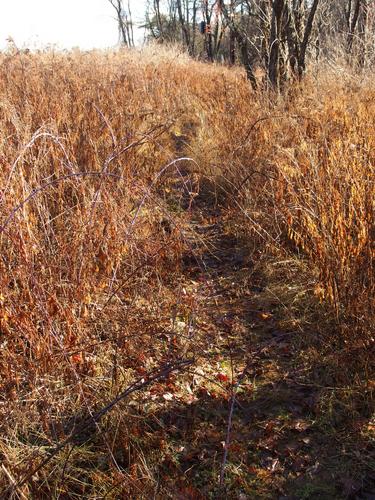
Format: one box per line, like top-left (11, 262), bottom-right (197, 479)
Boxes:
top-left (0, 0), bottom-right (147, 50)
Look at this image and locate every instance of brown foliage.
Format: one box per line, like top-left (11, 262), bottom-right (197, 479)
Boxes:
top-left (0, 46), bottom-right (373, 496)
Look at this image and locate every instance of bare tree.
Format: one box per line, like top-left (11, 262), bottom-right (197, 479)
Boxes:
top-left (176, 0), bottom-right (199, 55)
top-left (145, 0), bottom-right (198, 54)
top-left (143, 0), bottom-right (373, 93)
top-left (221, 1), bottom-right (258, 88)
top-left (267, 0), bottom-right (320, 88)
top-left (296, 0), bottom-right (320, 76)
top-left (346, 0), bottom-right (362, 52)
top-left (346, 0), bottom-right (372, 65)
top-left (228, 0), bottom-right (236, 65)
top-left (317, 0), bottom-right (374, 67)
top-left (154, 0), bottom-right (164, 38)
top-left (221, 1), bottom-right (320, 90)
top-left (108, 0), bottom-right (135, 47)
top-left (268, 0), bottom-right (285, 88)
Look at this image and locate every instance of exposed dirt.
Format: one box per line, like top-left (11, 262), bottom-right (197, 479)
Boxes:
top-left (144, 137), bottom-right (375, 499)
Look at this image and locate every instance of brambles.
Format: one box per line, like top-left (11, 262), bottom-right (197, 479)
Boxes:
top-left (0, 46), bottom-right (373, 497)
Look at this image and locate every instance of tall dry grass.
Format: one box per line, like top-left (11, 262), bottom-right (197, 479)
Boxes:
top-left (190, 65), bottom-right (374, 348)
top-left (0, 45), bottom-right (373, 496)
top-left (0, 46), bottom-right (206, 496)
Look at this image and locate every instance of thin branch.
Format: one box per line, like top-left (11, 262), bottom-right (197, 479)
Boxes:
top-left (8, 359), bottom-right (194, 494)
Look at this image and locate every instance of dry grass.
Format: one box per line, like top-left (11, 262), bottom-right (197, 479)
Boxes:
top-left (193, 65), bottom-right (374, 347)
top-left (0, 45), bottom-right (373, 497)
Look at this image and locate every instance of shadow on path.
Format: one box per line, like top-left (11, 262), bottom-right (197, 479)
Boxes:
top-left (145, 176), bottom-right (375, 499)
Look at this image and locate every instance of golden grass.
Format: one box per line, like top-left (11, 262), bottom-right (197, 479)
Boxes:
top-left (191, 66), bottom-right (374, 346)
top-left (0, 45), bottom-right (373, 496)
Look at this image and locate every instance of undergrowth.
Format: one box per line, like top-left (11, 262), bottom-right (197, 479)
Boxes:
top-left (0, 45), bottom-right (373, 498)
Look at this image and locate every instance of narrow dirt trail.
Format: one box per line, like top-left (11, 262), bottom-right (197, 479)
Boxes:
top-left (152, 135), bottom-right (374, 499)
top-left (172, 192), bottom-right (321, 498)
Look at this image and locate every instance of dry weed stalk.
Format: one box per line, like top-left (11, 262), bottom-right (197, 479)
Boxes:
top-left (0, 46), bottom-right (373, 496)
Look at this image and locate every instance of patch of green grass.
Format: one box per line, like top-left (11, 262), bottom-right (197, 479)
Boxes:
top-left (291, 481), bottom-right (337, 500)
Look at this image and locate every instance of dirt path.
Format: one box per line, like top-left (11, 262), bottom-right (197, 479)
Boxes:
top-left (149, 150), bottom-right (375, 499)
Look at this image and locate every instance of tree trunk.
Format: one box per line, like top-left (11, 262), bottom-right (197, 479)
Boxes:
top-left (358, 0), bottom-right (368, 66)
top-left (154, 0), bottom-right (163, 40)
top-left (298, 0), bottom-right (320, 76)
top-left (347, 0), bottom-right (362, 53)
top-left (240, 40), bottom-right (258, 90)
top-left (108, 0), bottom-right (134, 47)
top-left (191, 0), bottom-right (198, 56)
top-left (229, 0), bottom-right (236, 65)
top-left (176, 0), bottom-right (191, 53)
top-left (221, 2), bottom-right (257, 88)
top-left (268, 0), bottom-right (285, 89)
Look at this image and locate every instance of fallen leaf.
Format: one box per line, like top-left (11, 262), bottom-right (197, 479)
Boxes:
top-left (163, 393), bottom-right (174, 401)
top-left (71, 353), bottom-right (82, 364)
top-left (258, 312), bottom-right (273, 321)
top-left (294, 420), bottom-right (311, 432)
top-left (216, 373), bottom-right (229, 383)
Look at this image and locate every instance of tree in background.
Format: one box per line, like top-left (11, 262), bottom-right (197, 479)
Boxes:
top-left (144, 0), bottom-right (178, 43)
top-left (144, 0), bottom-right (199, 55)
top-left (108, 0), bottom-right (135, 47)
top-left (133, 0), bottom-right (374, 90)
top-left (220, 1), bottom-right (320, 90)
top-left (345, 0), bottom-right (375, 66)
top-left (176, 0), bottom-right (199, 55)
top-left (311, 0), bottom-right (375, 68)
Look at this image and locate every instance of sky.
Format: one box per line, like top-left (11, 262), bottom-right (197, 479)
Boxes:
top-left (0, 0), bottom-right (147, 51)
